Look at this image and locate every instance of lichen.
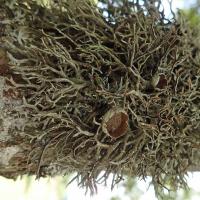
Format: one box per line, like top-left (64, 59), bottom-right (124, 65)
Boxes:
top-left (0, 0), bottom-right (199, 198)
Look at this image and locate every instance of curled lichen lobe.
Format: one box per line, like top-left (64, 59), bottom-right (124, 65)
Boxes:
top-left (102, 108), bottom-right (128, 138)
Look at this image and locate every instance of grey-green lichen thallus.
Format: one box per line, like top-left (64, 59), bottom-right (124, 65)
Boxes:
top-left (1, 0), bottom-right (199, 198)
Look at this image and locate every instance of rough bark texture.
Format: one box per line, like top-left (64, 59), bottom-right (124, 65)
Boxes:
top-left (0, 0), bottom-right (200, 197)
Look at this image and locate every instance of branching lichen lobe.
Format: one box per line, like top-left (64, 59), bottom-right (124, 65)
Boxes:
top-left (0, 0), bottom-right (199, 198)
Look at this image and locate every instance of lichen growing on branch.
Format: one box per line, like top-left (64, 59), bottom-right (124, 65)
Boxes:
top-left (0, 0), bottom-right (199, 198)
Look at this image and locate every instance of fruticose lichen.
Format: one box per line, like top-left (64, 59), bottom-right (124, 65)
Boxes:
top-left (0, 0), bottom-right (199, 198)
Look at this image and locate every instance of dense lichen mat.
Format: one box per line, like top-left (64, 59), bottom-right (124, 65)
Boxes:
top-left (0, 0), bottom-right (200, 197)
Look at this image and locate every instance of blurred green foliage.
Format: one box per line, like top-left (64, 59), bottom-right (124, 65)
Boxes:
top-left (181, 8), bottom-right (200, 27)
